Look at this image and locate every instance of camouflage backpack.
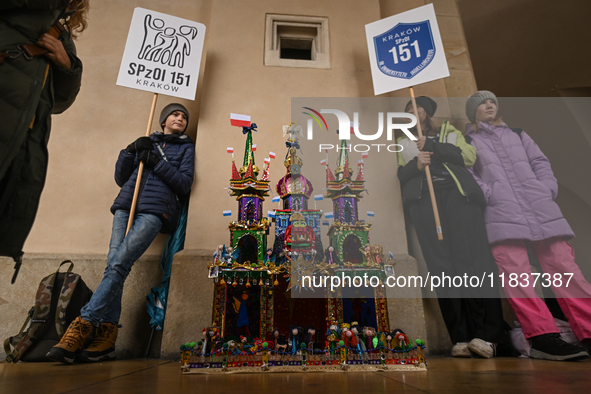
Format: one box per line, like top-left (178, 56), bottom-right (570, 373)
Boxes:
top-left (4, 260), bottom-right (93, 362)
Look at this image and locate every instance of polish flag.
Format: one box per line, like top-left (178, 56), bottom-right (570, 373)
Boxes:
top-left (320, 159), bottom-right (327, 166)
top-left (269, 152), bottom-right (276, 159)
top-left (227, 147), bottom-right (234, 153)
top-left (230, 113), bottom-right (251, 127)
top-left (361, 152), bottom-right (368, 158)
top-left (264, 158), bottom-right (270, 163)
top-left (252, 144), bottom-right (257, 152)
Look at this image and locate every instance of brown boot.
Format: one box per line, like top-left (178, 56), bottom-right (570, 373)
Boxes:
top-left (46, 316), bottom-right (94, 364)
top-left (77, 323), bottom-right (118, 363)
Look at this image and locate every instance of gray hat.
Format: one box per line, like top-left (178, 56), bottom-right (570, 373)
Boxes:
top-left (159, 103), bottom-right (189, 132)
top-left (465, 90), bottom-right (498, 123)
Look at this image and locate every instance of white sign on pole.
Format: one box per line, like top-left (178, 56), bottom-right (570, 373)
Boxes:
top-left (365, 4), bottom-right (449, 95)
top-left (116, 8), bottom-right (206, 100)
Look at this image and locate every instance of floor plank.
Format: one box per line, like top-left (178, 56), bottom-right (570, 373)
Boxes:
top-left (1, 357), bottom-right (589, 393)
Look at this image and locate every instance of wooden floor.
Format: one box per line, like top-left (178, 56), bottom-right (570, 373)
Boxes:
top-left (2, 357), bottom-right (590, 393)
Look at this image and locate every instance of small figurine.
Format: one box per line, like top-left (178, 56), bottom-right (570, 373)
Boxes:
top-left (325, 323), bottom-right (341, 354)
top-left (202, 327), bottom-right (219, 356)
top-left (288, 325), bottom-right (302, 355)
top-left (306, 324), bottom-right (317, 351)
top-left (372, 244), bottom-right (383, 265)
top-left (324, 245), bottom-right (337, 265)
top-left (264, 248), bottom-right (275, 265)
top-left (385, 331), bottom-right (394, 352)
top-left (341, 323), bottom-right (358, 349)
top-left (213, 245), bottom-right (224, 263)
top-left (350, 322), bottom-right (365, 354)
top-left (271, 327), bottom-right (288, 354)
top-left (393, 328), bottom-right (410, 349)
top-left (363, 326), bottom-right (378, 353)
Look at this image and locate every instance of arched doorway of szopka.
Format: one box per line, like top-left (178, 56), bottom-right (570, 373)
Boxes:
top-left (272, 276), bottom-right (328, 342)
top-left (236, 234), bottom-right (258, 265)
top-left (342, 234), bottom-right (364, 264)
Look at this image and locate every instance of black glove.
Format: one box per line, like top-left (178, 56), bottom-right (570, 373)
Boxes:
top-left (138, 149), bottom-right (161, 169)
top-left (125, 136), bottom-right (153, 154)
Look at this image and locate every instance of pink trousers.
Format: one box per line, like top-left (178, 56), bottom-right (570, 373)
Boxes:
top-left (491, 238), bottom-right (591, 340)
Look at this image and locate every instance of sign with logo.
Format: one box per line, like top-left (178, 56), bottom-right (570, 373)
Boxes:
top-left (116, 8), bottom-right (206, 100)
top-left (365, 4), bottom-right (449, 95)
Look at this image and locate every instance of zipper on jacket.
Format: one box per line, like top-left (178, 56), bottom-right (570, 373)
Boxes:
top-left (439, 121), bottom-right (468, 198)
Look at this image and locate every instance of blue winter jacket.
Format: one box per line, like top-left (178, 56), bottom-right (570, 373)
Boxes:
top-left (111, 132), bottom-right (195, 233)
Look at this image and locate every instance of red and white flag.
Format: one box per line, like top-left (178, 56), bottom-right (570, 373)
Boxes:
top-left (320, 159), bottom-right (327, 166)
top-left (227, 147), bottom-right (234, 153)
top-left (269, 151), bottom-right (276, 159)
top-left (264, 158), bottom-right (270, 163)
top-left (361, 152), bottom-right (368, 158)
top-left (230, 113), bottom-right (251, 127)
top-left (252, 144), bottom-right (257, 152)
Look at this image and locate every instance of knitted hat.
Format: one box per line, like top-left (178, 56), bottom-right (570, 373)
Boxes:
top-left (405, 96), bottom-right (437, 117)
top-left (465, 90), bottom-right (498, 123)
top-left (159, 103), bottom-right (189, 132)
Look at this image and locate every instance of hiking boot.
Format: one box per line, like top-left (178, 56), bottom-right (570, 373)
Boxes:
top-left (46, 316), bottom-right (94, 364)
top-left (530, 333), bottom-right (589, 361)
top-left (76, 323), bottom-right (118, 363)
top-left (468, 338), bottom-right (496, 359)
top-left (451, 342), bottom-right (471, 358)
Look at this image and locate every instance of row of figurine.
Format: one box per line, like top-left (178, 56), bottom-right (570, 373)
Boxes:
top-left (181, 341), bottom-right (426, 370)
top-left (213, 244), bottom-right (390, 267)
top-left (185, 323), bottom-right (425, 357)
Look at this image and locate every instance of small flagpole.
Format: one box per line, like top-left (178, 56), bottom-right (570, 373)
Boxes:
top-left (409, 86), bottom-right (443, 241)
top-left (126, 93), bottom-right (158, 235)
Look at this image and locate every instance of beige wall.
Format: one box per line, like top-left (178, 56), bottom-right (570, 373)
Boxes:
top-left (25, 0), bottom-right (212, 255)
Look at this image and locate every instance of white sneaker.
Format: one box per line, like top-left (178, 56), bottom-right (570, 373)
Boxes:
top-left (452, 342), bottom-right (471, 357)
top-left (468, 338), bottom-right (496, 359)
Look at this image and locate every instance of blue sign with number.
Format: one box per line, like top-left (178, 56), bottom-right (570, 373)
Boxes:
top-left (373, 20), bottom-right (435, 80)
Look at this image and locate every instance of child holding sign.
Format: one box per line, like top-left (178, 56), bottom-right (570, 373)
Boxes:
top-left (47, 103), bottom-right (195, 364)
top-left (465, 90), bottom-right (591, 361)
top-left (397, 96), bottom-right (508, 358)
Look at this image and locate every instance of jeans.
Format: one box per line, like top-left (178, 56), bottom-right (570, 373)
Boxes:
top-left (81, 210), bottom-right (162, 326)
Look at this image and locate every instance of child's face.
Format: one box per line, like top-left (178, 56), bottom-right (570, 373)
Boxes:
top-left (405, 104), bottom-right (427, 124)
top-left (475, 99), bottom-right (498, 123)
top-left (163, 111), bottom-right (188, 134)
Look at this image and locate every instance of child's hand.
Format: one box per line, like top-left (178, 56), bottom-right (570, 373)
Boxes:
top-left (417, 151), bottom-right (433, 171)
top-left (416, 136), bottom-right (427, 151)
top-left (138, 150), bottom-right (161, 168)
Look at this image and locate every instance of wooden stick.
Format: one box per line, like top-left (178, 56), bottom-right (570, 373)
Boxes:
top-left (409, 86), bottom-right (443, 241)
top-left (126, 93), bottom-right (159, 234)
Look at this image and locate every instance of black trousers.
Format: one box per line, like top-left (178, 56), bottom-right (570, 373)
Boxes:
top-left (407, 185), bottom-right (507, 344)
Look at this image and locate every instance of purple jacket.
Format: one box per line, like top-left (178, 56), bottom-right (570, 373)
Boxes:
top-left (466, 122), bottom-right (573, 244)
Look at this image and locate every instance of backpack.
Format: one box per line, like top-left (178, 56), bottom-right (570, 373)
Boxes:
top-left (4, 260), bottom-right (93, 362)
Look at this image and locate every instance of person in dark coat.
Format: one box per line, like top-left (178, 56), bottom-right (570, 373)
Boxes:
top-left (397, 96), bottom-right (509, 359)
top-left (0, 1), bottom-right (89, 269)
top-left (47, 103), bottom-right (195, 364)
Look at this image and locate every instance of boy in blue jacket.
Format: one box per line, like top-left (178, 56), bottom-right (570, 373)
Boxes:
top-left (48, 103), bottom-right (195, 364)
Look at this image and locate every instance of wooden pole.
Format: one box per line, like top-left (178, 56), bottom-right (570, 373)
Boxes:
top-left (409, 86), bottom-right (443, 240)
top-left (126, 93), bottom-right (159, 234)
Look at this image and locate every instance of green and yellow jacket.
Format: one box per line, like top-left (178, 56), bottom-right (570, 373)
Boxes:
top-left (396, 120), bottom-right (485, 206)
